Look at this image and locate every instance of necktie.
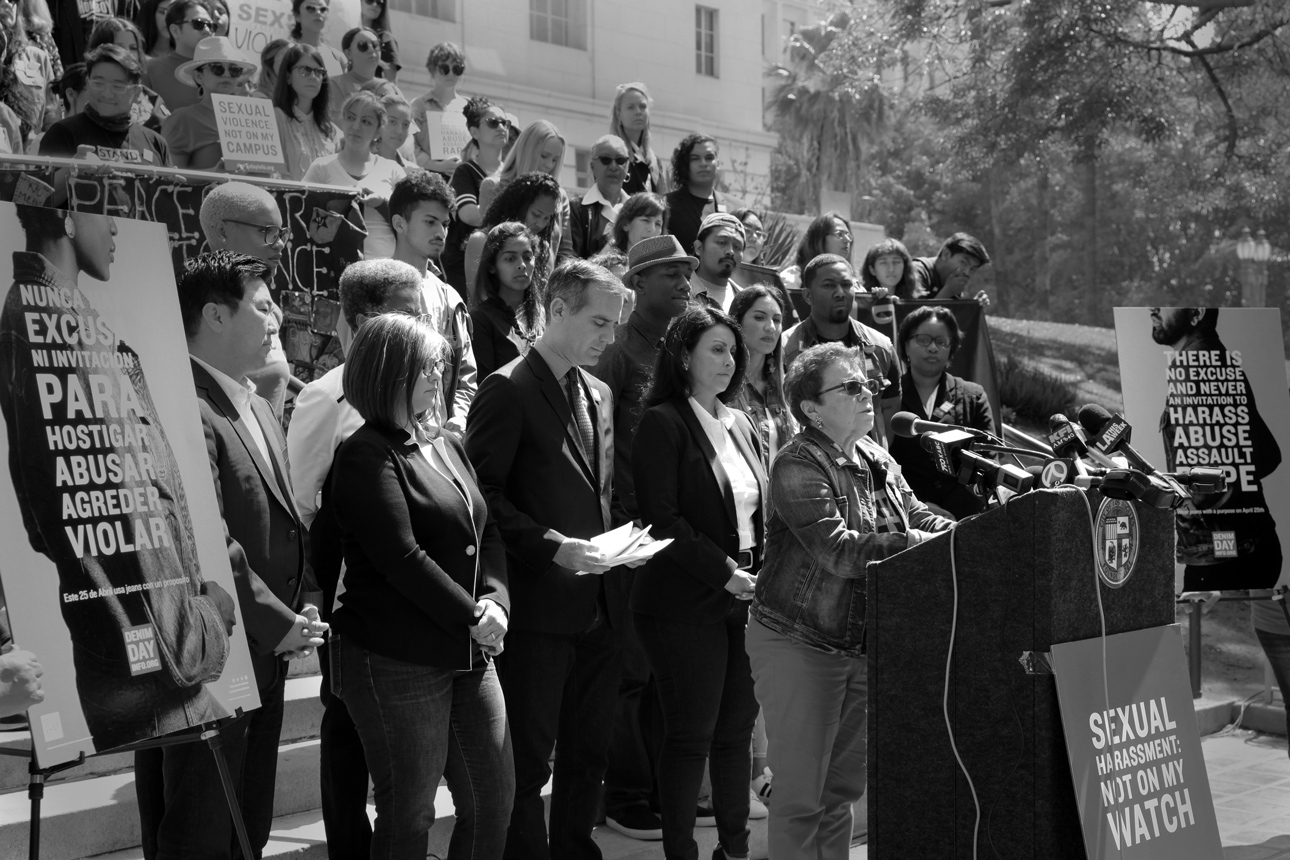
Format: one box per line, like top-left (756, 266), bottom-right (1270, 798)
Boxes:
top-left (566, 368), bottom-right (597, 471)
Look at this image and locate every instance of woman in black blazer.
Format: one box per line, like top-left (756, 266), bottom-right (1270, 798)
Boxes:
top-left (632, 306), bottom-right (768, 860)
top-left (329, 314), bottom-right (513, 860)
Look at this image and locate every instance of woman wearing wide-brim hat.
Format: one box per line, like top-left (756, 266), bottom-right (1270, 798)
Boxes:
top-left (160, 36), bottom-right (257, 170)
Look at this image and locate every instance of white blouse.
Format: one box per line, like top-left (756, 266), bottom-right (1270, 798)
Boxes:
top-left (688, 397), bottom-right (760, 551)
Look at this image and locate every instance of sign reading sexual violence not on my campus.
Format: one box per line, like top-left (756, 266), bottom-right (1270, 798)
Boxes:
top-left (0, 203), bottom-right (259, 767)
top-left (1115, 307), bottom-right (1290, 593)
top-left (1052, 625), bottom-right (1222, 859)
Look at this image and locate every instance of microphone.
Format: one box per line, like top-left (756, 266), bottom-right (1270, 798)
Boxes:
top-left (1048, 414), bottom-right (1116, 471)
top-left (1164, 466), bottom-right (1227, 494)
top-left (892, 411), bottom-right (991, 439)
top-left (1077, 404), bottom-right (1158, 475)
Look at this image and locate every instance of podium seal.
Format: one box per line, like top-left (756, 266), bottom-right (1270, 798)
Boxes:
top-left (1095, 497), bottom-right (1139, 588)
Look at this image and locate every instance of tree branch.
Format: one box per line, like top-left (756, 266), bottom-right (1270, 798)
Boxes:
top-left (1183, 34), bottom-right (1239, 161)
top-left (1093, 18), bottom-right (1286, 56)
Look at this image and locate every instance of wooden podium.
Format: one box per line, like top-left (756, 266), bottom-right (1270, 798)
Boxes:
top-left (865, 486), bottom-right (1176, 858)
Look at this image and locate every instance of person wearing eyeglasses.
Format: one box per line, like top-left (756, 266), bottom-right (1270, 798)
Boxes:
top-left (272, 43), bottom-right (337, 181)
top-left (665, 133), bottom-right (743, 260)
top-left (290, 0), bottom-right (346, 77)
top-left (730, 208), bottom-right (766, 266)
top-left (887, 306), bottom-right (992, 521)
top-left (749, 342), bottom-right (951, 858)
top-left (565, 134), bottom-right (631, 261)
top-left (142, 0), bottom-right (214, 113)
top-left (327, 26), bottom-right (380, 122)
top-left (39, 44), bottom-right (170, 165)
top-left (410, 41), bottom-right (465, 176)
top-left (439, 96), bottom-right (508, 292)
top-left (160, 35), bottom-right (256, 170)
top-left (779, 212), bottom-right (852, 292)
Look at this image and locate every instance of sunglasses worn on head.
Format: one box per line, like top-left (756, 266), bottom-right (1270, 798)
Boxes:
top-left (596, 155), bottom-right (629, 167)
top-left (820, 378), bottom-right (880, 398)
top-left (438, 63), bottom-right (465, 76)
top-left (295, 65), bottom-right (327, 80)
top-left (201, 62), bottom-right (249, 79)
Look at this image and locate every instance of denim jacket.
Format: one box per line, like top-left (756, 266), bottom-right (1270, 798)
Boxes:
top-left (751, 427), bottom-right (953, 657)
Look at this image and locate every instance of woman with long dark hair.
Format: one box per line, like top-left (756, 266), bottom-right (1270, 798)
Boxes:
top-left (358, 0), bottom-right (399, 80)
top-left (463, 171), bottom-right (560, 289)
top-left (729, 284), bottom-right (795, 468)
top-left (469, 221), bottom-right (545, 379)
top-left (137, 0), bottom-right (172, 59)
top-left (273, 42), bottom-right (337, 180)
top-left (781, 212), bottom-right (852, 291)
top-left (439, 96), bottom-right (511, 291)
top-left (632, 306), bottom-right (767, 860)
top-left (478, 119), bottom-right (569, 257)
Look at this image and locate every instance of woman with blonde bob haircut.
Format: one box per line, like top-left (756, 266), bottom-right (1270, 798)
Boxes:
top-left (479, 119), bottom-right (570, 258)
top-left (331, 309), bottom-right (514, 860)
top-left (610, 82), bottom-right (662, 194)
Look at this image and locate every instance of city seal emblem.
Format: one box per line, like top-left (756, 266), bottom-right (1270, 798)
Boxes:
top-left (1095, 497), bottom-right (1139, 588)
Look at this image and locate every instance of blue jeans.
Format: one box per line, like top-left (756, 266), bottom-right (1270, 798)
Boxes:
top-left (636, 610), bottom-right (759, 860)
top-left (335, 635), bottom-right (514, 860)
top-left (1254, 627), bottom-right (1290, 759)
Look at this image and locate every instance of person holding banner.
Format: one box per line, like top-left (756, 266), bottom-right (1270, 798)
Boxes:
top-left (272, 42), bottom-right (338, 181)
top-left (887, 305), bottom-right (992, 521)
top-left (161, 36), bottom-right (257, 170)
top-left (303, 89), bottom-right (406, 259)
top-left (411, 41), bottom-right (466, 176)
top-left (39, 44), bottom-right (170, 165)
top-left (0, 645), bottom-right (43, 718)
top-left (858, 238), bottom-right (915, 302)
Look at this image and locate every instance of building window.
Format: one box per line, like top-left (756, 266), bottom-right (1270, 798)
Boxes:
top-left (531, 0), bottom-right (588, 50)
top-left (390, 0), bottom-right (454, 20)
top-left (574, 148), bottom-right (592, 189)
top-left (696, 6), bottom-right (718, 77)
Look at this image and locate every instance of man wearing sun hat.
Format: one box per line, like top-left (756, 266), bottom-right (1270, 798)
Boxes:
top-left (160, 36), bottom-right (258, 171)
top-left (690, 211), bottom-right (746, 313)
top-left (590, 233), bottom-right (696, 840)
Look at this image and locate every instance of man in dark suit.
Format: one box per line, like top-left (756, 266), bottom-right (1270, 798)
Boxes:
top-left (466, 259), bottom-right (632, 860)
top-left (134, 251), bottom-right (326, 860)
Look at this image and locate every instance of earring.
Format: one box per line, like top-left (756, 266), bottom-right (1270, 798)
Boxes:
top-left (63, 214), bottom-right (75, 239)
top-left (682, 359), bottom-right (689, 371)
top-left (815, 418), bottom-right (824, 429)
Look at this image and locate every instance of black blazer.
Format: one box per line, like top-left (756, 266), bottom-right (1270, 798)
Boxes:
top-left (330, 423), bottom-right (509, 669)
top-left (567, 197), bottom-right (612, 260)
top-left (193, 359), bottom-right (318, 690)
top-left (631, 398), bottom-right (768, 625)
top-left (464, 349), bottom-right (621, 634)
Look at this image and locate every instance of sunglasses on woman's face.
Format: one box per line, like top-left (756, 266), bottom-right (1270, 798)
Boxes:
top-left (480, 117), bottom-right (507, 130)
top-left (351, 39), bottom-right (380, 52)
top-left (438, 63), bottom-right (465, 76)
top-left (184, 17), bottom-right (215, 31)
top-left (295, 65), bottom-right (327, 80)
top-left (820, 378), bottom-right (881, 398)
top-left (201, 62), bottom-right (249, 79)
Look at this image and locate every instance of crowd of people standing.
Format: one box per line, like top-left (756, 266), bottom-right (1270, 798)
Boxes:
top-left (0, 6), bottom-right (1020, 860)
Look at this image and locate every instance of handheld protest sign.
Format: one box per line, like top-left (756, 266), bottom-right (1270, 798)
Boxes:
top-left (211, 94), bottom-right (286, 178)
top-left (0, 204), bottom-right (259, 766)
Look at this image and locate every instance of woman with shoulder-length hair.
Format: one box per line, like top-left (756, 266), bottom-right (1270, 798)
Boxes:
top-left (748, 341), bottom-right (953, 859)
top-left (781, 211), bottom-right (852, 291)
top-left (470, 221), bottom-right (544, 380)
top-left (859, 237), bottom-right (916, 301)
top-left (273, 42), bottom-right (338, 180)
top-left (478, 119), bottom-right (570, 257)
top-left (610, 82), bottom-right (662, 194)
top-left (463, 170), bottom-right (560, 292)
top-left (611, 191), bottom-right (667, 254)
top-left (632, 306), bottom-right (767, 860)
top-left (728, 284), bottom-right (795, 469)
top-left (330, 305), bottom-right (513, 860)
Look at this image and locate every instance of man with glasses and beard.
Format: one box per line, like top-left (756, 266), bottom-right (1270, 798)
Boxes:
top-left (568, 135), bottom-right (631, 261)
top-left (143, 0), bottom-right (217, 112)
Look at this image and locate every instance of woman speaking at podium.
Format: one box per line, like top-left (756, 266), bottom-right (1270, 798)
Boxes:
top-left (747, 342), bottom-right (952, 857)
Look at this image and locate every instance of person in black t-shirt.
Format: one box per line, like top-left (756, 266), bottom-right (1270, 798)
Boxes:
top-left (39, 43), bottom-right (170, 166)
top-left (665, 133), bottom-right (743, 256)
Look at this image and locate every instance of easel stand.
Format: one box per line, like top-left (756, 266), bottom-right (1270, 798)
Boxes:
top-left (0, 712), bottom-right (253, 860)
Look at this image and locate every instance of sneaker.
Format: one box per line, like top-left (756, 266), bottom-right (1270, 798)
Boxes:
top-left (748, 790), bottom-right (768, 820)
top-left (605, 806), bottom-right (663, 840)
top-left (696, 804), bottom-right (716, 827)
top-left (751, 767), bottom-right (772, 805)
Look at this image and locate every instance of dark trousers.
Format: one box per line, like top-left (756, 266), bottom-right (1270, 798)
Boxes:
top-left (636, 610), bottom-right (759, 860)
top-left (136, 664), bottom-right (286, 860)
top-left (498, 623), bottom-right (623, 860)
top-left (605, 597), bottom-right (662, 817)
top-left (1254, 627), bottom-right (1290, 759)
top-left (319, 637), bottom-right (372, 859)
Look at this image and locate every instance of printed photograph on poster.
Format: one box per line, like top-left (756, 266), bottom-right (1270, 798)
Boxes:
top-left (1115, 307), bottom-right (1290, 593)
top-left (0, 203), bottom-right (259, 767)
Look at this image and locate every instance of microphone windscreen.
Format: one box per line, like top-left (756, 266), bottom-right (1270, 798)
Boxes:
top-left (1077, 403), bottom-right (1114, 435)
top-left (891, 411), bottom-right (920, 438)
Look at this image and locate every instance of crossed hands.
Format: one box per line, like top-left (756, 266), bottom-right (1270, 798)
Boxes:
top-left (275, 604), bottom-right (329, 660)
top-left (470, 598), bottom-right (508, 657)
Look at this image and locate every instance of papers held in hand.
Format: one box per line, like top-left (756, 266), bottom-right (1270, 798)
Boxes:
top-left (576, 524), bottom-right (672, 574)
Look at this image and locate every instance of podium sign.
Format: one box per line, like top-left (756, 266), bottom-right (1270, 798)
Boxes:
top-left (1051, 625), bottom-right (1221, 858)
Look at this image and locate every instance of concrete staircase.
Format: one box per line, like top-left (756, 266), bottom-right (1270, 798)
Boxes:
top-left (0, 659), bottom-right (776, 859)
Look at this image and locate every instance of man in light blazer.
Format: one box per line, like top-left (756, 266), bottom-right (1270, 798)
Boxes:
top-left (465, 259), bottom-right (632, 860)
top-left (135, 251), bottom-right (325, 860)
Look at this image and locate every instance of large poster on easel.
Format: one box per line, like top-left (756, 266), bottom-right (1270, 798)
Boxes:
top-left (1114, 307), bottom-right (1290, 593)
top-left (0, 203), bottom-right (259, 767)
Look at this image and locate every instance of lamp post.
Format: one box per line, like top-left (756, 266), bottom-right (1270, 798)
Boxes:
top-left (1235, 226), bottom-right (1271, 307)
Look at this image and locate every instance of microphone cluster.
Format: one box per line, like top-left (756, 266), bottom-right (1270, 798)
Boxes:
top-left (890, 406), bottom-right (1228, 511)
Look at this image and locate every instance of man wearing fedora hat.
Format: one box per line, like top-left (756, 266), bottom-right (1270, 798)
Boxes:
top-left (590, 233), bottom-right (695, 840)
top-left (160, 36), bottom-right (258, 170)
top-left (690, 212), bottom-right (745, 313)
